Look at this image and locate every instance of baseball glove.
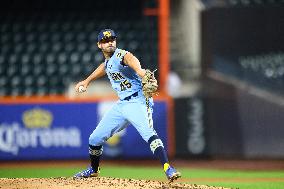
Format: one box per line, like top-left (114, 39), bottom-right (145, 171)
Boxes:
top-left (142, 69), bottom-right (158, 98)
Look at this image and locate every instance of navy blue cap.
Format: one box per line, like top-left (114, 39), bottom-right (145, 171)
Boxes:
top-left (97, 29), bottom-right (117, 42)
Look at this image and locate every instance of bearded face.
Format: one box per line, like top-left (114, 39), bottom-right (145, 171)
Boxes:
top-left (98, 37), bottom-right (117, 53)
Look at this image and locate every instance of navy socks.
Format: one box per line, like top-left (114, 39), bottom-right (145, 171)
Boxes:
top-left (148, 135), bottom-right (169, 166)
top-left (89, 145), bottom-right (103, 172)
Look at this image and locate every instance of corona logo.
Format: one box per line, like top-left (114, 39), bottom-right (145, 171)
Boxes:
top-left (22, 108), bottom-right (53, 128)
top-left (103, 31), bottom-right (111, 37)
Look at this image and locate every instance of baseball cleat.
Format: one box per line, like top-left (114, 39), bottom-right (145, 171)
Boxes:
top-left (164, 163), bottom-right (181, 182)
top-left (73, 167), bottom-right (100, 178)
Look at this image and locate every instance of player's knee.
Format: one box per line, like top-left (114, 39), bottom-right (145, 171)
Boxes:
top-left (89, 133), bottom-right (103, 146)
top-left (148, 135), bottom-right (164, 153)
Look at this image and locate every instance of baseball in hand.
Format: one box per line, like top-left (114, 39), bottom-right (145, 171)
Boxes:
top-left (78, 85), bottom-right (86, 93)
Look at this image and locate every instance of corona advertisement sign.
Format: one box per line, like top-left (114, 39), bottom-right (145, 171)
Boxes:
top-left (0, 103), bottom-right (98, 160)
top-left (0, 101), bottom-right (168, 160)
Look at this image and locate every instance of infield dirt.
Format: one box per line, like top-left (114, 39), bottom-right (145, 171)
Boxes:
top-left (0, 177), bottom-right (231, 189)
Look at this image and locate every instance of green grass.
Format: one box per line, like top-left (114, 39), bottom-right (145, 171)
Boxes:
top-left (0, 165), bottom-right (284, 189)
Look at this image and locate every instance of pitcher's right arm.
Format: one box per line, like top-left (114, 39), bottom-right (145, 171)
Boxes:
top-left (75, 63), bottom-right (106, 92)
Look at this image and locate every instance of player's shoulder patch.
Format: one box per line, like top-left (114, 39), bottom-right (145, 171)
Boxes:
top-left (116, 49), bottom-right (128, 59)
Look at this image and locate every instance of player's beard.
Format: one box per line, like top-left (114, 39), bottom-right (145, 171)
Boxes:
top-left (103, 45), bottom-right (116, 54)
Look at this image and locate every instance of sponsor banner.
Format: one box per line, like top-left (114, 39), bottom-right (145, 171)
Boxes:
top-left (0, 103), bottom-right (97, 160)
top-left (174, 97), bottom-right (208, 157)
top-left (0, 101), bottom-right (167, 160)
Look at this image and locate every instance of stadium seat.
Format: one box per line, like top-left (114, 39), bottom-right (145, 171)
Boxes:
top-left (0, 3), bottom-right (158, 96)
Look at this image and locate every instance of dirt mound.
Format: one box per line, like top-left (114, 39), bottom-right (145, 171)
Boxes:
top-left (0, 177), bottom-right (231, 189)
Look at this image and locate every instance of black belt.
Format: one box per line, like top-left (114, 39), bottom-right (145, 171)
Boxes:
top-left (123, 92), bottom-right (138, 101)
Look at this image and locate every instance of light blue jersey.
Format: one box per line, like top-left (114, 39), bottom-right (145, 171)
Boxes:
top-left (89, 48), bottom-right (157, 145)
top-left (104, 48), bottom-right (142, 100)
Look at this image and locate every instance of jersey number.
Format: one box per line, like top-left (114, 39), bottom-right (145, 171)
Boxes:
top-left (120, 80), bottom-right (132, 91)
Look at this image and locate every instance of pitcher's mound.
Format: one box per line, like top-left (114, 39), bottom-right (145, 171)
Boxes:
top-left (0, 177), bottom-right (230, 189)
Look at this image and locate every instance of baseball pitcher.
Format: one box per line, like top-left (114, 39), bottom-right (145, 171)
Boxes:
top-left (73, 29), bottom-right (181, 181)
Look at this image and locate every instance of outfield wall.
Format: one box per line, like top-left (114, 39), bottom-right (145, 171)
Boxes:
top-left (0, 97), bottom-right (171, 160)
top-left (174, 91), bottom-right (284, 159)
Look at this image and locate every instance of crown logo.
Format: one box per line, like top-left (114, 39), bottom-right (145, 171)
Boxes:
top-left (22, 108), bottom-right (53, 128)
top-left (103, 31), bottom-right (111, 37)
